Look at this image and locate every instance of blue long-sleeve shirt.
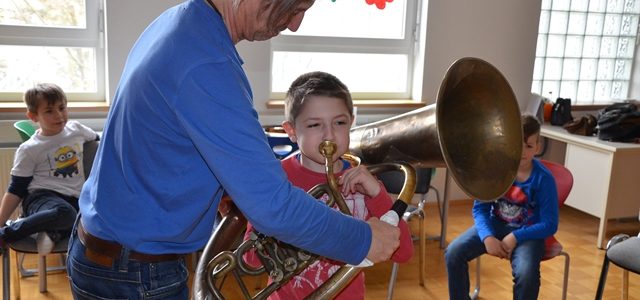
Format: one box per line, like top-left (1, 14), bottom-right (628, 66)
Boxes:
top-left (473, 159), bottom-right (559, 242)
top-left (78, 0), bottom-right (370, 264)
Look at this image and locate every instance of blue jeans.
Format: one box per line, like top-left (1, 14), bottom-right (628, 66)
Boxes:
top-left (66, 221), bottom-right (189, 300)
top-left (444, 219), bottom-right (545, 300)
top-left (1, 189), bottom-right (78, 243)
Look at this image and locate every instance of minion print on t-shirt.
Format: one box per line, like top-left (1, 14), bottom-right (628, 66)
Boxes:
top-left (53, 145), bottom-right (80, 178)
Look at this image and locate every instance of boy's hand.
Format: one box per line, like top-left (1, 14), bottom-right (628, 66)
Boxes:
top-left (339, 165), bottom-right (381, 198)
top-left (501, 233), bottom-right (517, 257)
top-left (365, 217), bottom-right (400, 263)
top-left (484, 236), bottom-right (509, 259)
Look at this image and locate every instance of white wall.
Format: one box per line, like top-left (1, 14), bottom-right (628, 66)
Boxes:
top-left (421, 0), bottom-right (541, 106)
top-left (104, 0), bottom-right (184, 102)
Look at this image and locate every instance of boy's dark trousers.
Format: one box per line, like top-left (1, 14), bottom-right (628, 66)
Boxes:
top-left (0, 189), bottom-right (78, 243)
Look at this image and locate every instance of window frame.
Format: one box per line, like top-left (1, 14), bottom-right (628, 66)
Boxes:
top-left (0, 0), bottom-right (105, 103)
top-left (269, 0), bottom-right (421, 101)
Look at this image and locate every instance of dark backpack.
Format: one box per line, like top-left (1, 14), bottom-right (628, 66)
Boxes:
top-left (597, 102), bottom-right (640, 142)
top-left (551, 98), bottom-right (573, 126)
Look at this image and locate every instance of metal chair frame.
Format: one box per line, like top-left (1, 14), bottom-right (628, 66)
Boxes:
top-left (595, 232), bottom-right (640, 300)
top-left (379, 168), bottom-right (445, 300)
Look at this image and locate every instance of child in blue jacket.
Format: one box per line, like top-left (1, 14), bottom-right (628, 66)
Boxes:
top-left (445, 114), bottom-right (558, 300)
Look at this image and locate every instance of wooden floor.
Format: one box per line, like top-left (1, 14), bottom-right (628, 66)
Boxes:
top-left (2, 199), bottom-right (639, 299)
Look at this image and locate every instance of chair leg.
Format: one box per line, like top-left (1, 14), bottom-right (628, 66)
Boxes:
top-left (622, 269), bottom-right (629, 300)
top-left (418, 210), bottom-right (425, 287)
top-left (387, 262), bottom-right (400, 300)
top-left (17, 253), bottom-right (29, 277)
top-left (11, 250), bottom-right (20, 300)
top-left (3, 247), bottom-right (10, 300)
top-left (595, 255), bottom-right (610, 300)
top-left (38, 255), bottom-right (47, 293)
top-left (559, 251), bottom-right (569, 300)
top-left (470, 257), bottom-right (480, 300)
top-left (429, 185), bottom-right (448, 249)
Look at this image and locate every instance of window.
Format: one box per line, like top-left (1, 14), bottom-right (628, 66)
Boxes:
top-left (0, 0), bottom-right (105, 102)
top-left (270, 0), bottom-right (420, 100)
top-left (532, 0), bottom-right (640, 105)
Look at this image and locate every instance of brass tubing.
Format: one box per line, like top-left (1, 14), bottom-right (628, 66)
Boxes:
top-left (319, 141), bottom-right (350, 214)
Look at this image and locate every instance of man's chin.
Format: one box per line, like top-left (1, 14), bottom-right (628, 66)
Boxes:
top-left (251, 32), bottom-right (279, 41)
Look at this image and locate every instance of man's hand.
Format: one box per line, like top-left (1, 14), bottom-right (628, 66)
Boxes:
top-left (365, 217), bottom-right (400, 263)
top-left (483, 236), bottom-right (509, 259)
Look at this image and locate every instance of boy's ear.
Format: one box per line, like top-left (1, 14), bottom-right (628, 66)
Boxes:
top-left (26, 111), bottom-right (38, 123)
top-left (534, 134), bottom-right (543, 155)
top-left (281, 121), bottom-right (297, 143)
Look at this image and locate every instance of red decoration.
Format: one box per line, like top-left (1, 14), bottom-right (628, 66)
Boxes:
top-left (366, 0), bottom-right (393, 10)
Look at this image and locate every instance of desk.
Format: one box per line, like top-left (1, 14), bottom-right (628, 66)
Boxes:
top-left (541, 125), bottom-right (640, 249)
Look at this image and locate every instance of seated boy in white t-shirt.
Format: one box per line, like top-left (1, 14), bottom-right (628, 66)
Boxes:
top-left (0, 83), bottom-right (99, 252)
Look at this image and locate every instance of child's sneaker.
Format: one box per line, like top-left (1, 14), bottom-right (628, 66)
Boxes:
top-left (36, 232), bottom-right (55, 255)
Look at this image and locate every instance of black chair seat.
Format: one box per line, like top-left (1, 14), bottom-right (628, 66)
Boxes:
top-left (596, 234), bottom-right (640, 299)
top-left (607, 236), bottom-right (640, 274)
top-left (7, 236), bottom-right (69, 254)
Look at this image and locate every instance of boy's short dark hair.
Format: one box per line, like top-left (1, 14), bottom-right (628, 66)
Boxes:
top-left (522, 114), bottom-right (541, 142)
top-left (284, 71), bottom-right (353, 123)
top-left (23, 83), bottom-right (67, 113)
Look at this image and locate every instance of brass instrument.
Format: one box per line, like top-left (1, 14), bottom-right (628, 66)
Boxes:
top-left (192, 57), bottom-right (522, 299)
top-left (350, 57), bottom-right (522, 201)
top-left (193, 142), bottom-right (417, 300)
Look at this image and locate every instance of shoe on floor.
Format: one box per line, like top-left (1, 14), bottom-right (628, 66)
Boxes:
top-left (36, 232), bottom-right (55, 255)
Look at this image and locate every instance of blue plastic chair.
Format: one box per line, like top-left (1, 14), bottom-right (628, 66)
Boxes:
top-left (266, 131), bottom-right (298, 160)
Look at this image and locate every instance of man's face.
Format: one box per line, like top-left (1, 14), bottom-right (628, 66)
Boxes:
top-left (243, 0), bottom-right (314, 41)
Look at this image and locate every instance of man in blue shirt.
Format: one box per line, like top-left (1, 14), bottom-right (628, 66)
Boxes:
top-left (66, 0), bottom-right (401, 299)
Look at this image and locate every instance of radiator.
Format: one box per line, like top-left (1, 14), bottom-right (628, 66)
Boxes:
top-left (0, 148), bottom-right (16, 193)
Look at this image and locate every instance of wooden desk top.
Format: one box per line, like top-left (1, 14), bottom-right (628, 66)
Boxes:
top-left (541, 124), bottom-right (640, 153)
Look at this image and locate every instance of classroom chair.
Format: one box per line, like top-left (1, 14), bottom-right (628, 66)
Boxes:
top-left (595, 230), bottom-right (640, 300)
top-left (265, 131), bottom-right (298, 160)
top-left (2, 140), bottom-right (99, 299)
top-left (13, 121), bottom-right (36, 143)
top-left (378, 167), bottom-right (442, 300)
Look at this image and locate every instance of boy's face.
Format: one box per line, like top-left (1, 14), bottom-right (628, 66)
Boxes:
top-left (520, 132), bottom-right (541, 169)
top-left (27, 99), bottom-right (68, 136)
top-left (282, 95), bottom-right (353, 173)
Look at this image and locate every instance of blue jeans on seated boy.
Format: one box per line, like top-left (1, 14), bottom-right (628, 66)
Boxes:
top-left (66, 222), bottom-right (189, 300)
top-left (445, 218), bottom-right (545, 300)
top-left (0, 189), bottom-right (78, 246)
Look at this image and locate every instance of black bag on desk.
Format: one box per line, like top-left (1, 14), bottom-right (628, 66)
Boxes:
top-left (597, 102), bottom-right (640, 142)
top-left (551, 98), bottom-right (573, 126)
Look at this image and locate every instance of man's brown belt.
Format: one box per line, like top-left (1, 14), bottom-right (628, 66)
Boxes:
top-left (76, 220), bottom-right (183, 267)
